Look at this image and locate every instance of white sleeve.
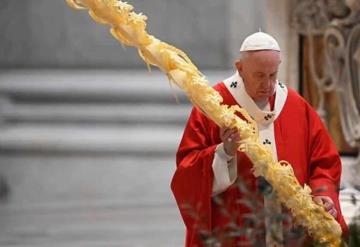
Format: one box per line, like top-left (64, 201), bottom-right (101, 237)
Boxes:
top-left (212, 143), bottom-right (237, 196)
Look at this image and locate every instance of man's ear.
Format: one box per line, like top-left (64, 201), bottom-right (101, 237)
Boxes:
top-left (235, 60), bottom-right (242, 74)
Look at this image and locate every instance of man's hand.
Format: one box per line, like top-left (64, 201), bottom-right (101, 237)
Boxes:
top-left (220, 127), bottom-right (241, 156)
top-left (313, 196), bottom-right (337, 219)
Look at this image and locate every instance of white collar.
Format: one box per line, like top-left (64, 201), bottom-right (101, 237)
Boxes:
top-left (223, 72), bottom-right (288, 126)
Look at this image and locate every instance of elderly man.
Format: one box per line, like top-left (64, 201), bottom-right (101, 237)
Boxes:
top-left (171, 32), bottom-right (348, 246)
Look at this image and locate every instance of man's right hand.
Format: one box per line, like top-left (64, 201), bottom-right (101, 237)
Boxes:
top-left (220, 127), bottom-right (241, 156)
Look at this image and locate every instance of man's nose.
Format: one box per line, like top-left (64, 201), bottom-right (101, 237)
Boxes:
top-left (261, 76), bottom-right (272, 87)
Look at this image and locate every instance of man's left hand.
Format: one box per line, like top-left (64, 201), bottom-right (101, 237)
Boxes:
top-left (313, 196), bottom-right (337, 219)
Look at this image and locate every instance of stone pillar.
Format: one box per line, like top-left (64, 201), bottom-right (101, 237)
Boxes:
top-left (266, 0), bottom-right (299, 90)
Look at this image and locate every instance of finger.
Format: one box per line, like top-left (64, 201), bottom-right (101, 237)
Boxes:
top-left (231, 128), bottom-right (239, 134)
top-left (225, 134), bottom-right (233, 143)
top-left (231, 131), bottom-right (241, 139)
top-left (323, 201), bottom-right (333, 211)
top-left (328, 208), bottom-right (337, 218)
top-left (320, 197), bottom-right (334, 210)
top-left (314, 196), bottom-right (334, 212)
top-left (229, 133), bottom-right (240, 143)
top-left (223, 128), bottom-right (233, 139)
top-left (225, 132), bottom-right (237, 142)
top-left (220, 128), bottom-right (229, 136)
top-left (228, 128), bottom-right (239, 136)
top-left (225, 130), bottom-right (239, 142)
top-left (220, 128), bottom-right (231, 141)
top-left (313, 197), bottom-right (323, 205)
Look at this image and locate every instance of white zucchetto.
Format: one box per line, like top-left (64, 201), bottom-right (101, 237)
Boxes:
top-left (240, 32), bottom-right (280, 52)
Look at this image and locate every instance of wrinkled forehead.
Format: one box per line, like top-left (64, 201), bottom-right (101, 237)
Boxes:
top-left (240, 50), bottom-right (281, 61)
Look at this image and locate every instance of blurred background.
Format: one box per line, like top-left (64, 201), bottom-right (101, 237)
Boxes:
top-left (0, 0), bottom-right (265, 69)
top-left (0, 1), bottom-right (265, 246)
top-left (0, 0), bottom-right (359, 246)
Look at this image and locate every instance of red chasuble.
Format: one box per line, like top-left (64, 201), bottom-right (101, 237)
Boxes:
top-left (171, 81), bottom-right (348, 247)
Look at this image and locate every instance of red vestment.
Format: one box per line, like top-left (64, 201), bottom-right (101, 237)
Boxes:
top-left (171, 82), bottom-right (348, 246)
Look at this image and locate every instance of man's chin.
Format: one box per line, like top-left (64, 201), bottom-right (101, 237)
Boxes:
top-left (254, 94), bottom-right (269, 102)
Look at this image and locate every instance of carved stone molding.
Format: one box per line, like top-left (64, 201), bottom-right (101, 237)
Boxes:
top-left (293, 0), bottom-right (349, 34)
top-left (293, 0), bottom-right (360, 188)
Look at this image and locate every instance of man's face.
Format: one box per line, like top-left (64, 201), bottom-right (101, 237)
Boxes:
top-left (235, 50), bottom-right (281, 102)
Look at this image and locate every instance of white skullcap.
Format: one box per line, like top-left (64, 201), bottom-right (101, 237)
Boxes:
top-left (240, 31), bottom-right (280, 52)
